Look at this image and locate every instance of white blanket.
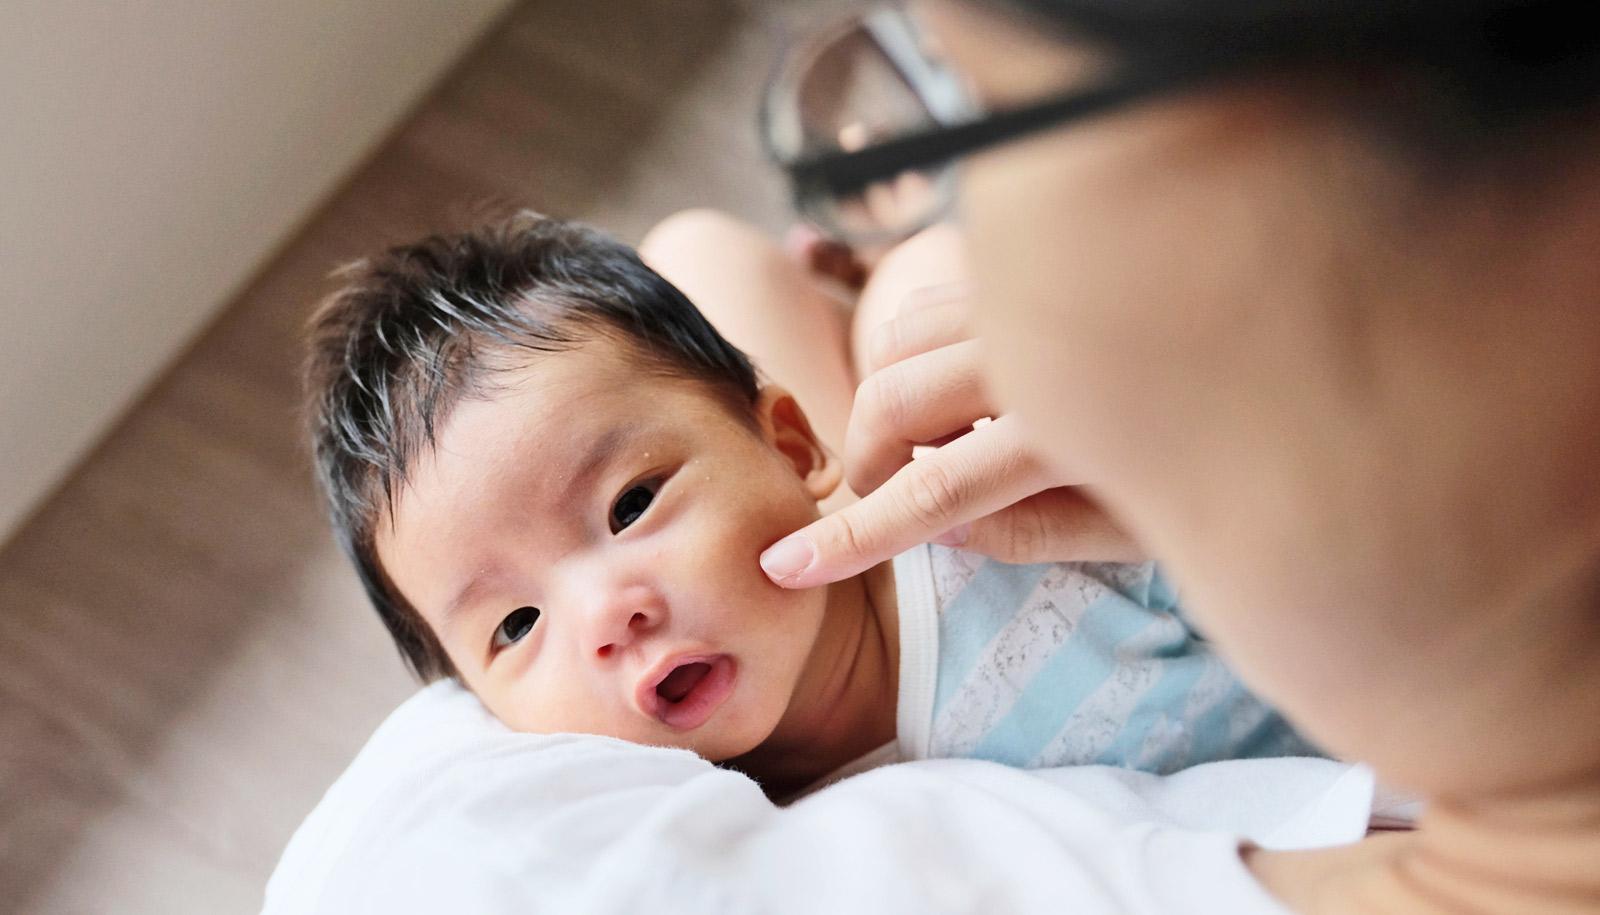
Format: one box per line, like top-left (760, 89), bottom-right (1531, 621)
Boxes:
top-left (264, 681), bottom-right (1380, 914)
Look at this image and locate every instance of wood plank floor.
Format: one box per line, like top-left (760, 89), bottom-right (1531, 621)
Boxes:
top-left (0, 2), bottom-right (842, 910)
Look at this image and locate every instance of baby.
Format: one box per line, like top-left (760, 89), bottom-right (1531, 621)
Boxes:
top-left (305, 212), bottom-right (1319, 796)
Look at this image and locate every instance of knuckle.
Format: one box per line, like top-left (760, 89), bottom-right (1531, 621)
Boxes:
top-left (1001, 502), bottom-right (1052, 564)
top-left (903, 460), bottom-right (965, 530)
top-left (859, 368), bottom-right (912, 435)
top-left (824, 507), bottom-right (872, 564)
top-left (992, 426), bottom-right (1050, 486)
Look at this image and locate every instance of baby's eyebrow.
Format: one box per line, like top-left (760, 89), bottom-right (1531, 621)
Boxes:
top-left (558, 425), bottom-right (636, 512)
top-left (440, 572), bottom-right (498, 632)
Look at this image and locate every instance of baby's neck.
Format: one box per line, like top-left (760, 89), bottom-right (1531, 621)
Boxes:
top-left (729, 561), bottom-right (899, 798)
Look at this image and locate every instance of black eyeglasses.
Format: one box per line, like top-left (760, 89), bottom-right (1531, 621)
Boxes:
top-left (760, 6), bottom-right (1247, 244)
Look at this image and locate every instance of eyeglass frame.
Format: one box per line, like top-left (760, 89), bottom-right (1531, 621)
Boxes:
top-left (760, 6), bottom-right (1328, 241)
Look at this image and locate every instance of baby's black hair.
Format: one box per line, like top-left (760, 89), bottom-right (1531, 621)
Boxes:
top-left (304, 212), bottom-right (759, 680)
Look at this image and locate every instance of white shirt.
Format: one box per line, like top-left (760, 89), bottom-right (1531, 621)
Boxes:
top-left (264, 682), bottom-right (1379, 915)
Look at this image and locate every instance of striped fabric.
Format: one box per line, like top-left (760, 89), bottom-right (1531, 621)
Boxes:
top-left (893, 546), bottom-right (1321, 774)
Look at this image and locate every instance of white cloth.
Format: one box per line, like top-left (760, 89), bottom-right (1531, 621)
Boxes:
top-left (264, 682), bottom-right (1380, 915)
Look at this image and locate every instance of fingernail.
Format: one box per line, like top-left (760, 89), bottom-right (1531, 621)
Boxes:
top-left (760, 535), bottom-right (815, 583)
top-left (932, 523), bottom-right (971, 547)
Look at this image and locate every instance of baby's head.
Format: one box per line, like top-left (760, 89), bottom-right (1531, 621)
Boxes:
top-left (306, 213), bottom-right (842, 760)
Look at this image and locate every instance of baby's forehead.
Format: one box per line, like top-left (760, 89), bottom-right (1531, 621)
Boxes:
top-left (481, 333), bottom-right (755, 429)
top-left (409, 374), bottom-right (723, 506)
top-left (391, 334), bottom-right (757, 515)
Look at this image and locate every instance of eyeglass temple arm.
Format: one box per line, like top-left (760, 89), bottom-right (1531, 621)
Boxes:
top-left (786, 60), bottom-right (1219, 199)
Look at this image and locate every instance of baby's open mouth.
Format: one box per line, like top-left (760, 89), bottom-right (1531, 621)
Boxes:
top-left (641, 654), bottom-right (737, 731)
top-left (656, 661), bottom-right (712, 703)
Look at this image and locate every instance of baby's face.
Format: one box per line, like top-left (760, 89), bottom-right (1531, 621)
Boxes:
top-left (376, 335), bottom-right (834, 761)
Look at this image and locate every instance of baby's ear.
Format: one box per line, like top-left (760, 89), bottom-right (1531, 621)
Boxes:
top-left (755, 386), bottom-right (842, 501)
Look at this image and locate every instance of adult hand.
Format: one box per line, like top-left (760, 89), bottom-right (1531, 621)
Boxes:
top-left (760, 291), bottom-right (1142, 589)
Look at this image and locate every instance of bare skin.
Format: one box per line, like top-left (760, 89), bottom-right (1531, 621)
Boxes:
top-left (758, 2), bottom-right (1600, 910)
top-left (638, 211), bottom-right (963, 794)
top-left (371, 210), bottom-right (985, 805)
top-left (639, 209), bottom-right (969, 470)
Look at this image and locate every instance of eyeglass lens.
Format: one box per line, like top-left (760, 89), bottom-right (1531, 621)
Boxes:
top-left (783, 9), bottom-right (973, 240)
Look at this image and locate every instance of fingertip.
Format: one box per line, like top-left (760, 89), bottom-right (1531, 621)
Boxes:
top-left (760, 534), bottom-right (816, 587)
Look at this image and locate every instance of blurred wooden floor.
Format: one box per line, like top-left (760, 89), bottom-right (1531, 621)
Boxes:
top-left (0, 1), bottom-right (837, 910)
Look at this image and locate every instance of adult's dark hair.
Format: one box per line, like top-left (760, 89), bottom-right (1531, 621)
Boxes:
top-left (994, 0), bottom-right (1600, 150)
top-left (304, 212), bottom-right (760, 680)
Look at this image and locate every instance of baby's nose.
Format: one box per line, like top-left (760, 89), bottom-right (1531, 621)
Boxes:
top-left (594, 611), bottom-right (652, 659)
top-left (587, 585), bottom-right (664, 659)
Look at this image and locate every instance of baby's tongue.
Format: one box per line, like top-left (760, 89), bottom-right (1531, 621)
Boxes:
top-left (657, 662), bottom-right (712, 703)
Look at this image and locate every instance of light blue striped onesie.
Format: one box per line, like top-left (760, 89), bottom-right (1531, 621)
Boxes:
top-left (889, 545), bottom-right (1321, 774)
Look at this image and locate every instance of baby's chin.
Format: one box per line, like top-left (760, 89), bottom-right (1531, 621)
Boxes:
top-left (650, 704), bottom-right (782, 763)
top-left (691, 724), bottom-right (777, 764)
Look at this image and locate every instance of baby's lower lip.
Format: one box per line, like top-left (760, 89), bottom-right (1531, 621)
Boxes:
top-left (655, 655), bottom-right (737, 731)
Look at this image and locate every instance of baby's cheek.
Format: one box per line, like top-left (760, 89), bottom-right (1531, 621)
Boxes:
top-left (502, 676), bottom-right (649, 742)
top-left (705, 483), bottom-right (808, 558)
top-left (488, 672), bottom-right (564, 734)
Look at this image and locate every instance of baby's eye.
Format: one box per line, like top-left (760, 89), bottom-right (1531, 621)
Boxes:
top-left (610, 481), bottom-right (658, 533)
top-left (492, 606), bottom-right (540, 650)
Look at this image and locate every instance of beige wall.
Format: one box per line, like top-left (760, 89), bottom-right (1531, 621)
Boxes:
top-left (0, 0), bottom-right (513, 541)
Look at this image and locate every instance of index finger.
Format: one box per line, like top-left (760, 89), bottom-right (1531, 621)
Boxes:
top-left (846, 338), bottom-right (993, 497)
top-left (759, 415), bottom-right (1057, 588)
